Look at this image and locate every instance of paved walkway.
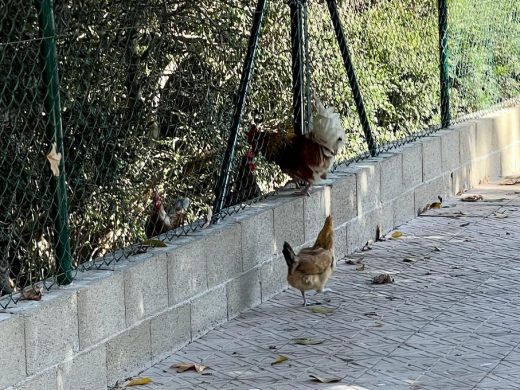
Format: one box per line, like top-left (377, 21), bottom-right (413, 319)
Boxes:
top-left (136, 180), bottom-right (520, 389)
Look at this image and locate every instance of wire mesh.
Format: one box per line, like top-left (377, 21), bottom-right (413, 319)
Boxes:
top-left (0, 0), bottom-right (519, 308)
top-left (448, 0), bottom-right (520, 120)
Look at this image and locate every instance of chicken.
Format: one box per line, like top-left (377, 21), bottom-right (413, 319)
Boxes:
top-left (145, 191), bottom-right (190, 238)
top-left (282, 215), bottom-right (335, 306)
top-left (247, 100), bottom-right (345, 196)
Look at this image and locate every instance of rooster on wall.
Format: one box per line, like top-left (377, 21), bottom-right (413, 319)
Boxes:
top-left (247, 99), bottom-right (346, 196)
top-left (282, 215), bottom-right (335, 306)
top-left (145, 191), bottom-right (190, 239)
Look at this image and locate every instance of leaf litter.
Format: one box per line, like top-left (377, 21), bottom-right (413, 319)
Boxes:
top-left (171, 363), bottom-right (209, 373)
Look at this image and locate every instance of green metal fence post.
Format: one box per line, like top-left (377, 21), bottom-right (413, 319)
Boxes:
top-left (438, 0), bottom-right (451, 128)
top-left (36, 0), bottom-right (73, 285)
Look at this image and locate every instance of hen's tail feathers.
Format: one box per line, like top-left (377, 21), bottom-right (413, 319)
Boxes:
top-left (282, 241), bottom-right (296, 269)
top-left (313, 215), bottom-right (334, 251)
top-left (311, 99), bottom-right (345, 152)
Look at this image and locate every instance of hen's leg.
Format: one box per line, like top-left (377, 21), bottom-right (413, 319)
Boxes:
top-left (301, 291), bottom-right (307, 307)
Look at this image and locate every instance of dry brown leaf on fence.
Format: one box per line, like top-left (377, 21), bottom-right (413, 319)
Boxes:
top-left (309, 374), bottom-right (341, 383)
top-left (171, 363), bottom-right (209, 373)
top-left (20, 286), bottom-right (42, 301)
top-left (202, 206), bottom-right (212, 229)
top-left (271, 355), bottom-right (289, 365)
top-left (46, 143), bottom-right (61, 176)
top-left (125, 377), bottom-right (153, 386)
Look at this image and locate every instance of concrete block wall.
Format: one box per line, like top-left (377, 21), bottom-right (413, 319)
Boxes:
top-left (1, 106), bottom-right (519, 389)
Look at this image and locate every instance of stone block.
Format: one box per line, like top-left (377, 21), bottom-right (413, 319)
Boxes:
top-left (421, 136), bottom-right (442, 182)
top-left (346, 207), bottom-right (391, 253)
top-left (167, 239), bottom-right (208, 305)
top-left (333, 224), bottom-right (347, 260)
top-left (452, 164), bottom-right (471, 195)
top-left (401, 143), bottom-right (423, 190)
top-left (351, 160), bottom-right (381, 215)
top-left (14, 368), bottom-right (57, 390)
top-left (439, 129), bottom-right (460, 172)
top-left (227, 268), bottom-right (262, 319)
top-left (475, 117), bottom-right (495, 157)
top-left (191, 286), bottom-right (227, 339)
top-left (414, 175), bottom-right (451, 215)
top-left (204, 223), bottom-right (242, 288)
top-left (393, 190), bottom-right (416, 227)
top-left (330, 172), bottom-right (357, 225)
top-left (24, 292), bottom-right (79, 375)
top-left (260, 257), bottom-right (288, 302)
top-left (379, 153), bottom-right (403, 203)
top-left (106, 320), bottom-right (152, 385)
top-left (77, 272), bottom-right (125, 349)
top-left (124, 256), bottom-right (168, 326)
top-left (273, 197), bottom-right (304, 253)
top-left (458, 122), bottom-right (477, 164)
top-left (237, 207), bottom-right (275, 271)
top-left (151, 304), bottom-right (191, 362)
top-left (0, 314), bottom-right (26, 388)
top-left (304, 187), bottom-right (330, 242)
top-left (57, 346), bottom-right (107, 390)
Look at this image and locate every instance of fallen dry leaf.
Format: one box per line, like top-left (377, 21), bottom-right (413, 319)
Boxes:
top-left (375, 225), bottom-right (383, 242)
top-left (433, 246), bottom-right (442, 252)
top-left (171, 363), bottom-right (208, 373)
top-left (460, 222), bottom-right (470, 227)
top-left (46, 143), bottom-right (62, 176)
top-left (356, 264), bottom-right (366, 271)
top-left (494, 212), bottom-right (508, 219)
top-left (309, 374), bottom-right (341, 384)
top-left (372, 273), bottom-right (394, 284)
top-left (345, 257), bottom-right (363, 265)
top-left (362, 240), bottom-right (373, 251)
top-left (271, 355), bottom-right (289, 365)
top-left (141, 239), bottom-right (167, 247)
top-left (391, 230), bottom-right (403, 239)
top-left (311, 306), bottom-right (336, 314)
top-left (499, 177), bottom-right (520, 185)
top-left (403, 256), bottom-right (419, 263)
top-left (461, 194), bottom-right (483, 202)
top-left (125, 377), bottom-right (153, 386)
top-left (293, 338), bottom-right (324, 345)
top-left (21, 286), bottom-right (42, 301)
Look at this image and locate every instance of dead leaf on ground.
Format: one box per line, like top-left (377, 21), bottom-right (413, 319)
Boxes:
top-left (460, 222), bottom-right (470, 227)
top-left (171, 363), bottom-right (208, 373)
top-left (345, 257), bottom-right (363, 265)
top-left (309, 374), bottom-right (341, 384)
top-left (311, 306), bottom-right (336, 314)
top-left (125, 377), bottom-right (153, 386)
top-left (433, 246), bottom-right (442, 252)
top-left (375, 225), bottom-right (384, 242)
top-left (46, 143), bottom-right (62, 176)
top-left (494, 212), bottom-right (508, 219)
top-left (362, 240), bottom-right (373, 251)
top-left (403, 256), bottom-right (419, 263)
top-left (356, 264), bottom-right (365, 271)
top-left (390, 230), bottom-right (403, 239)
top-left (141, 239), bottom-right (167, 247)
top-left (461, 194), bottom-right (483, 202)
top-left (499, 177), bottom-right (520, 185)
top-left (372, 273), bottom-right (394, 284)
top-left (271, 355), bottom-right (289, 365)
top-left (293, 338), bottom-right (324, 345)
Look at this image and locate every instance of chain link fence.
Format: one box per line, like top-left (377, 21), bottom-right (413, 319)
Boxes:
top-left (1, 0), bottom-right (519, 308)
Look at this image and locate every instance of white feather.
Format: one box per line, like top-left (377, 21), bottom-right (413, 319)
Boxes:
top-left (309, 99), bottom-right (346, 153)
